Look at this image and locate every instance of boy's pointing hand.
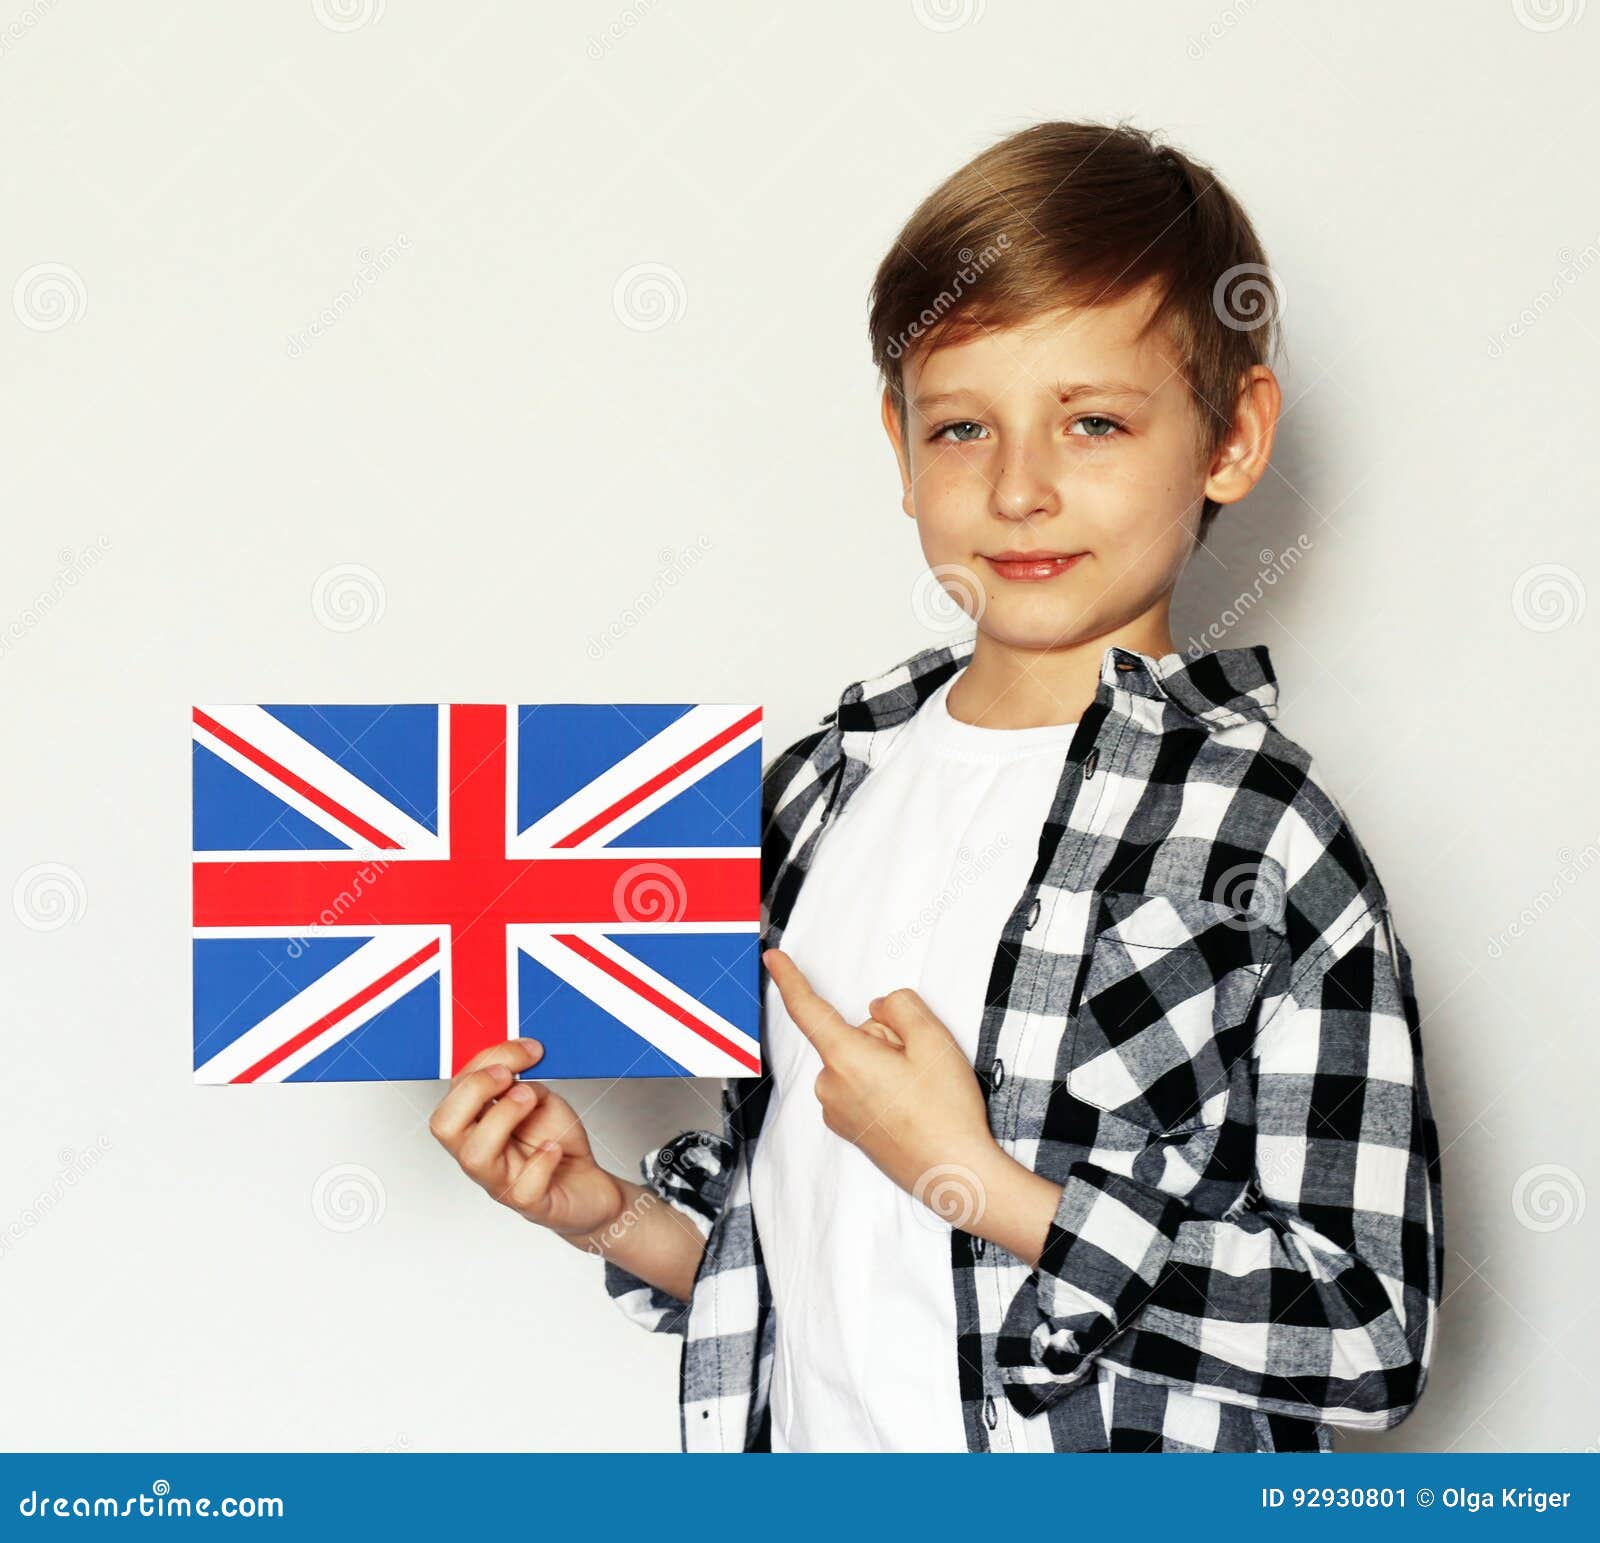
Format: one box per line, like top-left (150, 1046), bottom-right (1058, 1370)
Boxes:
top-left (761, 948), bottom-right (998, 1207)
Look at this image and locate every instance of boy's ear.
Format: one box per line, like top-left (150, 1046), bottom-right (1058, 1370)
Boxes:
top-left (880, 387), bottom-right (917, 520)
top-left (1202, 364), bottom-right (1281, 509)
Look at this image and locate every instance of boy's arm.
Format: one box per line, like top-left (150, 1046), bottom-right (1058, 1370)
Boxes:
top-left (580, 1128), bottom-right (737, 1335)
top-left (560, 1174), bottom-right (705, 1306)
top-left (991, 905), bottom-right (1444, 1430)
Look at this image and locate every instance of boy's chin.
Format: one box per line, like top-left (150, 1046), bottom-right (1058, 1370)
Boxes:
top-left (970, 611), bottom-right (1099, 655)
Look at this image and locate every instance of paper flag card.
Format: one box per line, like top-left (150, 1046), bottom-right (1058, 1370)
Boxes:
top-left (191, 703), bottom-right (763, 1084)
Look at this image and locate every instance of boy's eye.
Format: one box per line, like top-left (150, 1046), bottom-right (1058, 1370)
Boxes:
top-left (931, 420), bottom-right (987, 443)
top-left (930, 416), bottom-right (1124, 444)
top-left (1071, 415), bottom-right (1123, 439)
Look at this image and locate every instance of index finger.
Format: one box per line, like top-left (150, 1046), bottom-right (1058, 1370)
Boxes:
top-left (763, 948), bottom-right (851, 1060)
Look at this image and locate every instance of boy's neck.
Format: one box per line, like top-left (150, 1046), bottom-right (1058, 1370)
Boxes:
top-left (946, 618), bottom-right (1178, 731)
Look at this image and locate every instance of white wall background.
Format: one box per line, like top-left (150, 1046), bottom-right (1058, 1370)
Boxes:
top-left (2, 0), bottom-right (1595, 1454)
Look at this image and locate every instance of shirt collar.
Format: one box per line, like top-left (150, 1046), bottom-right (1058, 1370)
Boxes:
top-left (828, 633), bottom-right (1279, 735)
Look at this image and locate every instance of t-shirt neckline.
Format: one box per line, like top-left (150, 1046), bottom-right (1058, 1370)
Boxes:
top-left (916, 666), bottom-right (1080, 761)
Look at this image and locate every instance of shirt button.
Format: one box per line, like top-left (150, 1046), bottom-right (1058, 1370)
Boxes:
top-left (1082, 746), bottom-right (1099, 780)
top-left (991, 1057), bottom-right (1005, 1090)
top-left (984, 1394), bottom-right (998, 1429)
top-left (1025, 895), bottom-right (1041, 931)
top-left (973, 1235), bottom-right (986, 1258)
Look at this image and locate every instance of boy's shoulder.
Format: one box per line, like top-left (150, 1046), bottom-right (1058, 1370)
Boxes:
top-left (1242, 718), bottom-right (1395, 950)
top-left (757, 635), bottom-right (971, 829)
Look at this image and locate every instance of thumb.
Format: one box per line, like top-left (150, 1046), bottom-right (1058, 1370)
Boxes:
top-left (867, 987), bottom-right (956, 1056)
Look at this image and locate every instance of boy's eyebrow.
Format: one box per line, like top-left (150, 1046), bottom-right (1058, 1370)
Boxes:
top-left (912, 379), bottom-right (1152, 413)
top-left (1050, 378), bottom-right (1151, 403)
top-left (910, 388), bottom-right (986, 413)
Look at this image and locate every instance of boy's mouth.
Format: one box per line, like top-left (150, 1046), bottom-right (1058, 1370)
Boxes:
top-left (981, 550), bottom-right (1088, 582)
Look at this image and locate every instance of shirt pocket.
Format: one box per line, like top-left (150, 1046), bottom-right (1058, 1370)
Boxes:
top-left (1065, 887), bottom-right (1272, 1136)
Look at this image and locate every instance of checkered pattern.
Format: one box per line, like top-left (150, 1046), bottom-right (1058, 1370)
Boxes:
top-left (602, 634), bottom-right (1444, 1453)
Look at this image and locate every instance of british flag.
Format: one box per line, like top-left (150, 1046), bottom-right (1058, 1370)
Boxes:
top-left (191, 702), bottom-right (763, 1083)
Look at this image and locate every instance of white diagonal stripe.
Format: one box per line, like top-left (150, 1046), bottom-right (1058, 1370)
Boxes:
top-left (510, 925), bottom-right (759, 1077)
top-left (194, 705), bottom-right (442, 856)
top-left (511, 705), bottom-right (759, 852)
top-left (193, 926), bottom-right (443, 1084)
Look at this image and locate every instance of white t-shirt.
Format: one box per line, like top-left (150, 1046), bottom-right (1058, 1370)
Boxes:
top-left (750, 665), bottom-right (1079, 1452)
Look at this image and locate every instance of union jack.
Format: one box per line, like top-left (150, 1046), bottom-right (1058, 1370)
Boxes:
top-left (191, 702), bottom-right (762, 1083)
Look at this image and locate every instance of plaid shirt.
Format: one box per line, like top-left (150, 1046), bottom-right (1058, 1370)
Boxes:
top-left (603, 635), bottom-right (1444, 1453)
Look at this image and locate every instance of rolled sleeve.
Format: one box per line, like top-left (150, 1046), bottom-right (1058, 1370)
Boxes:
top-left (995, 1163), bottom-right (1183, 1409)
top-left (995, 906), bottom-right (1443, 1429)
top-left (601, 1128), bottom-right (735, 1336)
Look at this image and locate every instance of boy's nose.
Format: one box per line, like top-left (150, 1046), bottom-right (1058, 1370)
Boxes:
top-left (988, 421), bottom-right (1063, 520)
top-left (991, 455), bottom-right (1061, 521)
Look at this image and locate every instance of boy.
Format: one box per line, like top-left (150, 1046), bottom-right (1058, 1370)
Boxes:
top-left (428, 120), bottom-right (1444, 1453)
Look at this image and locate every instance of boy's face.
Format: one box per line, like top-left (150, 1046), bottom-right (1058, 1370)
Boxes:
top-left (883, 284), bottom-right (1226, 655)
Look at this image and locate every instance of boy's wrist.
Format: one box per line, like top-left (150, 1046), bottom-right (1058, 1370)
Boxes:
top-left (557, 1176), bottom-right (648, 1257)
top-left (942, 1138), bottom-right (1061, 1271)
